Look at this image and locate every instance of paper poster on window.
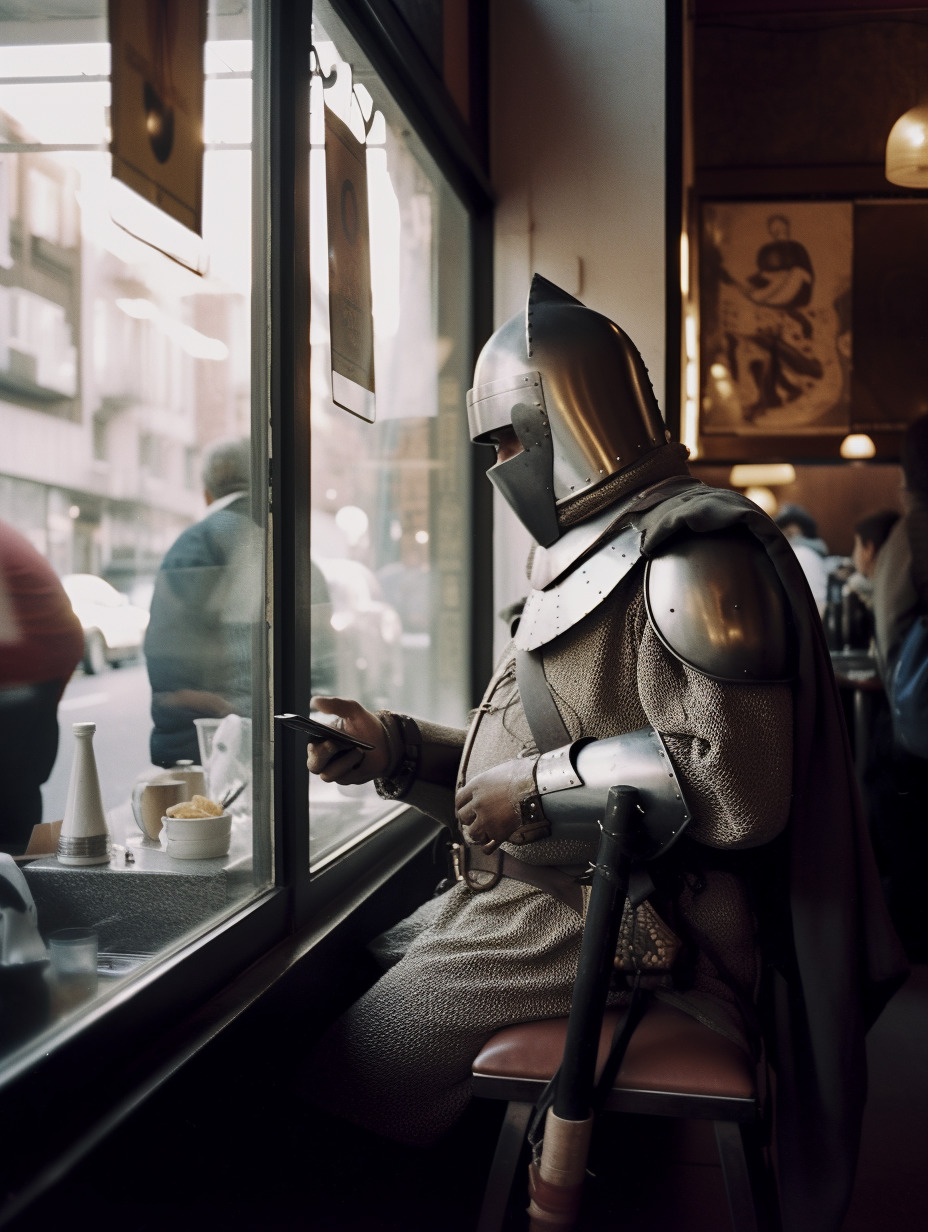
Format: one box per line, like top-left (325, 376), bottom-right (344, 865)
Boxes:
top-left (325, 105), bottom-right (376, 422)
top-left (108, 0), bottom-right (206, 235)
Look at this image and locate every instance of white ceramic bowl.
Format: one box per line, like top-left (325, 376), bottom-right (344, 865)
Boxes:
top-left (160, 812), bottom-right (232, 860)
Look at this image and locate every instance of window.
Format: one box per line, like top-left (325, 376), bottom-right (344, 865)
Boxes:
top-left (28, 168), bottom-right (63, 245)
top-left (0, 0), bottom-right (270, 1065)
top-left (307, 7), bottom-right (473, 867)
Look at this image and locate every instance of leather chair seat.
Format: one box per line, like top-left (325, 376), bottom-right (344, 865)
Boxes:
top-left (472, 999), bottom-right (775, 1231)
top-left (473, 999), bottom-right (755, 1101)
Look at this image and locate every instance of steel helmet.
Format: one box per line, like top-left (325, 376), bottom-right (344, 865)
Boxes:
top-left (466, 275), bottom-right (666, 545)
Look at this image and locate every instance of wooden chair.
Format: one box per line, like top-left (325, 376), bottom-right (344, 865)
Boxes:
top-left (471, 998), bottom-right (778, 1232)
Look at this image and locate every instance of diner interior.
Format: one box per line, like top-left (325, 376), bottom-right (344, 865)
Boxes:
top-left (1, 1), bottom-right (927, 1229)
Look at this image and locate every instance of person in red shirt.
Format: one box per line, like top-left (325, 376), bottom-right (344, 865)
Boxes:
top-left (0, 518), bottom-right (84, 853)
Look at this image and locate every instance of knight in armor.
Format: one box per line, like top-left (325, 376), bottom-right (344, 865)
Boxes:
top-left (305, 276), bottom-right (905, 1232)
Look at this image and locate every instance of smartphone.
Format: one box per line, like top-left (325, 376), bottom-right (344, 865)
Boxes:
top-left (274, 712), bottom-right (374, 751)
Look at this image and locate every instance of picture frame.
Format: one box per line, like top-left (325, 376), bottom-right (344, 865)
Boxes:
top-left (698, 200), bottom-right (853, 438)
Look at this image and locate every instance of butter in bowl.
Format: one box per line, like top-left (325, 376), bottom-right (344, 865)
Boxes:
top-left (160, 794), bottom-right (232, 860)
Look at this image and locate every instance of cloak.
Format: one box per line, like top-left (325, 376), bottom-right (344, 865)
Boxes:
top-left (636, 482), bottom-right (908, 1232)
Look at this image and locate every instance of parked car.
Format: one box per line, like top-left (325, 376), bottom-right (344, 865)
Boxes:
top-left (61, 574), bottom-right (151, 674)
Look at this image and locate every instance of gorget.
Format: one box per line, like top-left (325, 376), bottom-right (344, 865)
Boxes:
top-left (515, 475), bottom-right (699, 652)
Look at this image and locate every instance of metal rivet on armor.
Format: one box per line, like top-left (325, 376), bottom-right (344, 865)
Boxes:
top-left (734, 603), bottom-right (740, 609)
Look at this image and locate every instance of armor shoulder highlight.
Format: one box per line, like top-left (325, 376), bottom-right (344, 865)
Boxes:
top-left (644, 529), bottom-right (793, 683)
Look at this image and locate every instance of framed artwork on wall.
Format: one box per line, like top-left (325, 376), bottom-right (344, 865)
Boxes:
top-left (698, 200), bottom-right (853, 438)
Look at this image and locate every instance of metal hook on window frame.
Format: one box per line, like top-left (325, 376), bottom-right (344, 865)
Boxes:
top-left (310, 44), bottom-right (377, 139)
top-left (310, 44), bottom-right (338, 88)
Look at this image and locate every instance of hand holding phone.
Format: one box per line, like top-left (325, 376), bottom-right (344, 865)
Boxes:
top-left (292, 696), bottom-right (390, 785)
top-left (275, 713), bottom-right (375, 751)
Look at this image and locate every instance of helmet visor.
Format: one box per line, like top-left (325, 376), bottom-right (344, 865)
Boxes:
top-left (466, 370), bottom-right (544, 444)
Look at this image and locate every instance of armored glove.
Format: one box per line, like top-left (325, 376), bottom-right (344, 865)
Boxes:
top-left (455, 757), bottom-right (541, 848)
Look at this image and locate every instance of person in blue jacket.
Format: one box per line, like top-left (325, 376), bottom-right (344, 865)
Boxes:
top-left (145, 437), bottom-right (260, 767)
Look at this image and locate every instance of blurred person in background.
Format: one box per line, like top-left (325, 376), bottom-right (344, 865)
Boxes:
top-left (774, 502), bottom-right (829, 614)
top-left (0, 518), bottom-right (84, 854)
top-left (867, 415), bottom-right (928, 959)
top-left (849, 509), bottom-right (900, 600)
top-left (825, 509), bottom-right (901, 652)
top-left (145, 438), bottom-right (261, 767)
top-left (843, 510), bottom-right (901, 631)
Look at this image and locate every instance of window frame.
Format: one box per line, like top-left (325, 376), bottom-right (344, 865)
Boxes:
top-left (0, 0), bottom-right (493, 1216)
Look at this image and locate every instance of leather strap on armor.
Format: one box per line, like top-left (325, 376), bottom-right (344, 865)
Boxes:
top-left (515, 649), bottom-right (571, 752)
top-left (452, 842), bottom-right (583, 915)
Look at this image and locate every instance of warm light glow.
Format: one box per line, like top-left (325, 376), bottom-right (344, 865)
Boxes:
top-left (685, 360), bottom-right (698, 400)
top-left (682, 398), bottom-right (699, 458)
top-left (684, 314), bottom-right (697, 360)
top-left (744, 486), bottom-right (777, 516)
top-left (729, 463), bottom-right (796, 487)
top-left (840, 433), bottom-right (876, 460)
top-left (886, 103), bottom-right (928, 187)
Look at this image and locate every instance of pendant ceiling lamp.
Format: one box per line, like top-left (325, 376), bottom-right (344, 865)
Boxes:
top-left (840, 433), bottom-right (876, 460)
top-left (885, 102), bottom-right (928, 187)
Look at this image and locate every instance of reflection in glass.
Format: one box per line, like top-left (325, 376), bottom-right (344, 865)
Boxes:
top-left (308, 14), bottom-right (472, 866)
top-left (0, 2), bottom-right (267, 1064)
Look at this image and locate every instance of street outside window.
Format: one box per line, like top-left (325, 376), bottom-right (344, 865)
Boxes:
top-left (0, 0), bottom-right (268, 1063)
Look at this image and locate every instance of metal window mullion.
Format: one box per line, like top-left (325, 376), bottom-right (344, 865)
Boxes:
top-left (267, 0), bottom-right (313, 919)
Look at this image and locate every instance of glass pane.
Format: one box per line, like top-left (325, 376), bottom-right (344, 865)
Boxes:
top-left (308, 9), bottom-right (472, 866)
top-left (0, 1), bottom-right (269, 1062)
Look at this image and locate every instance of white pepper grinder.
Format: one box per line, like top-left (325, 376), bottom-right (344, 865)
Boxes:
top-left (57, 722), bottom-right (110, 866)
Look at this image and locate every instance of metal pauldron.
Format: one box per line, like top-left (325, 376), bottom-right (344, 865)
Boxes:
top-left (644, 529), bottom-right (794, 683)
top-left (535, 727), bottom-right (691, 861)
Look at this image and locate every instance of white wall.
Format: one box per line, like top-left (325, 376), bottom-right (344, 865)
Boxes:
top-left (489, 0), bottom-right (668, 651)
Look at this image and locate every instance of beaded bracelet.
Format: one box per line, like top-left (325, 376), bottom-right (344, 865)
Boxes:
top-left (373, 712), bottom-right (421, 800)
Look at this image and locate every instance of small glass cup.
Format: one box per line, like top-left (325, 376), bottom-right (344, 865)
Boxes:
top-left (48, 928), bottom-right (99, 1008)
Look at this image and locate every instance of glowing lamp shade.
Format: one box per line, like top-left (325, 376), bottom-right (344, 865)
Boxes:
top-left (839, 433), bottom-right (876, 460)
top-left (743, 486), bottom-right (778, 516)
top-left (729, 463), bottom-right (796, 487)
top-left (885, 104), bottom-right (928, 187)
